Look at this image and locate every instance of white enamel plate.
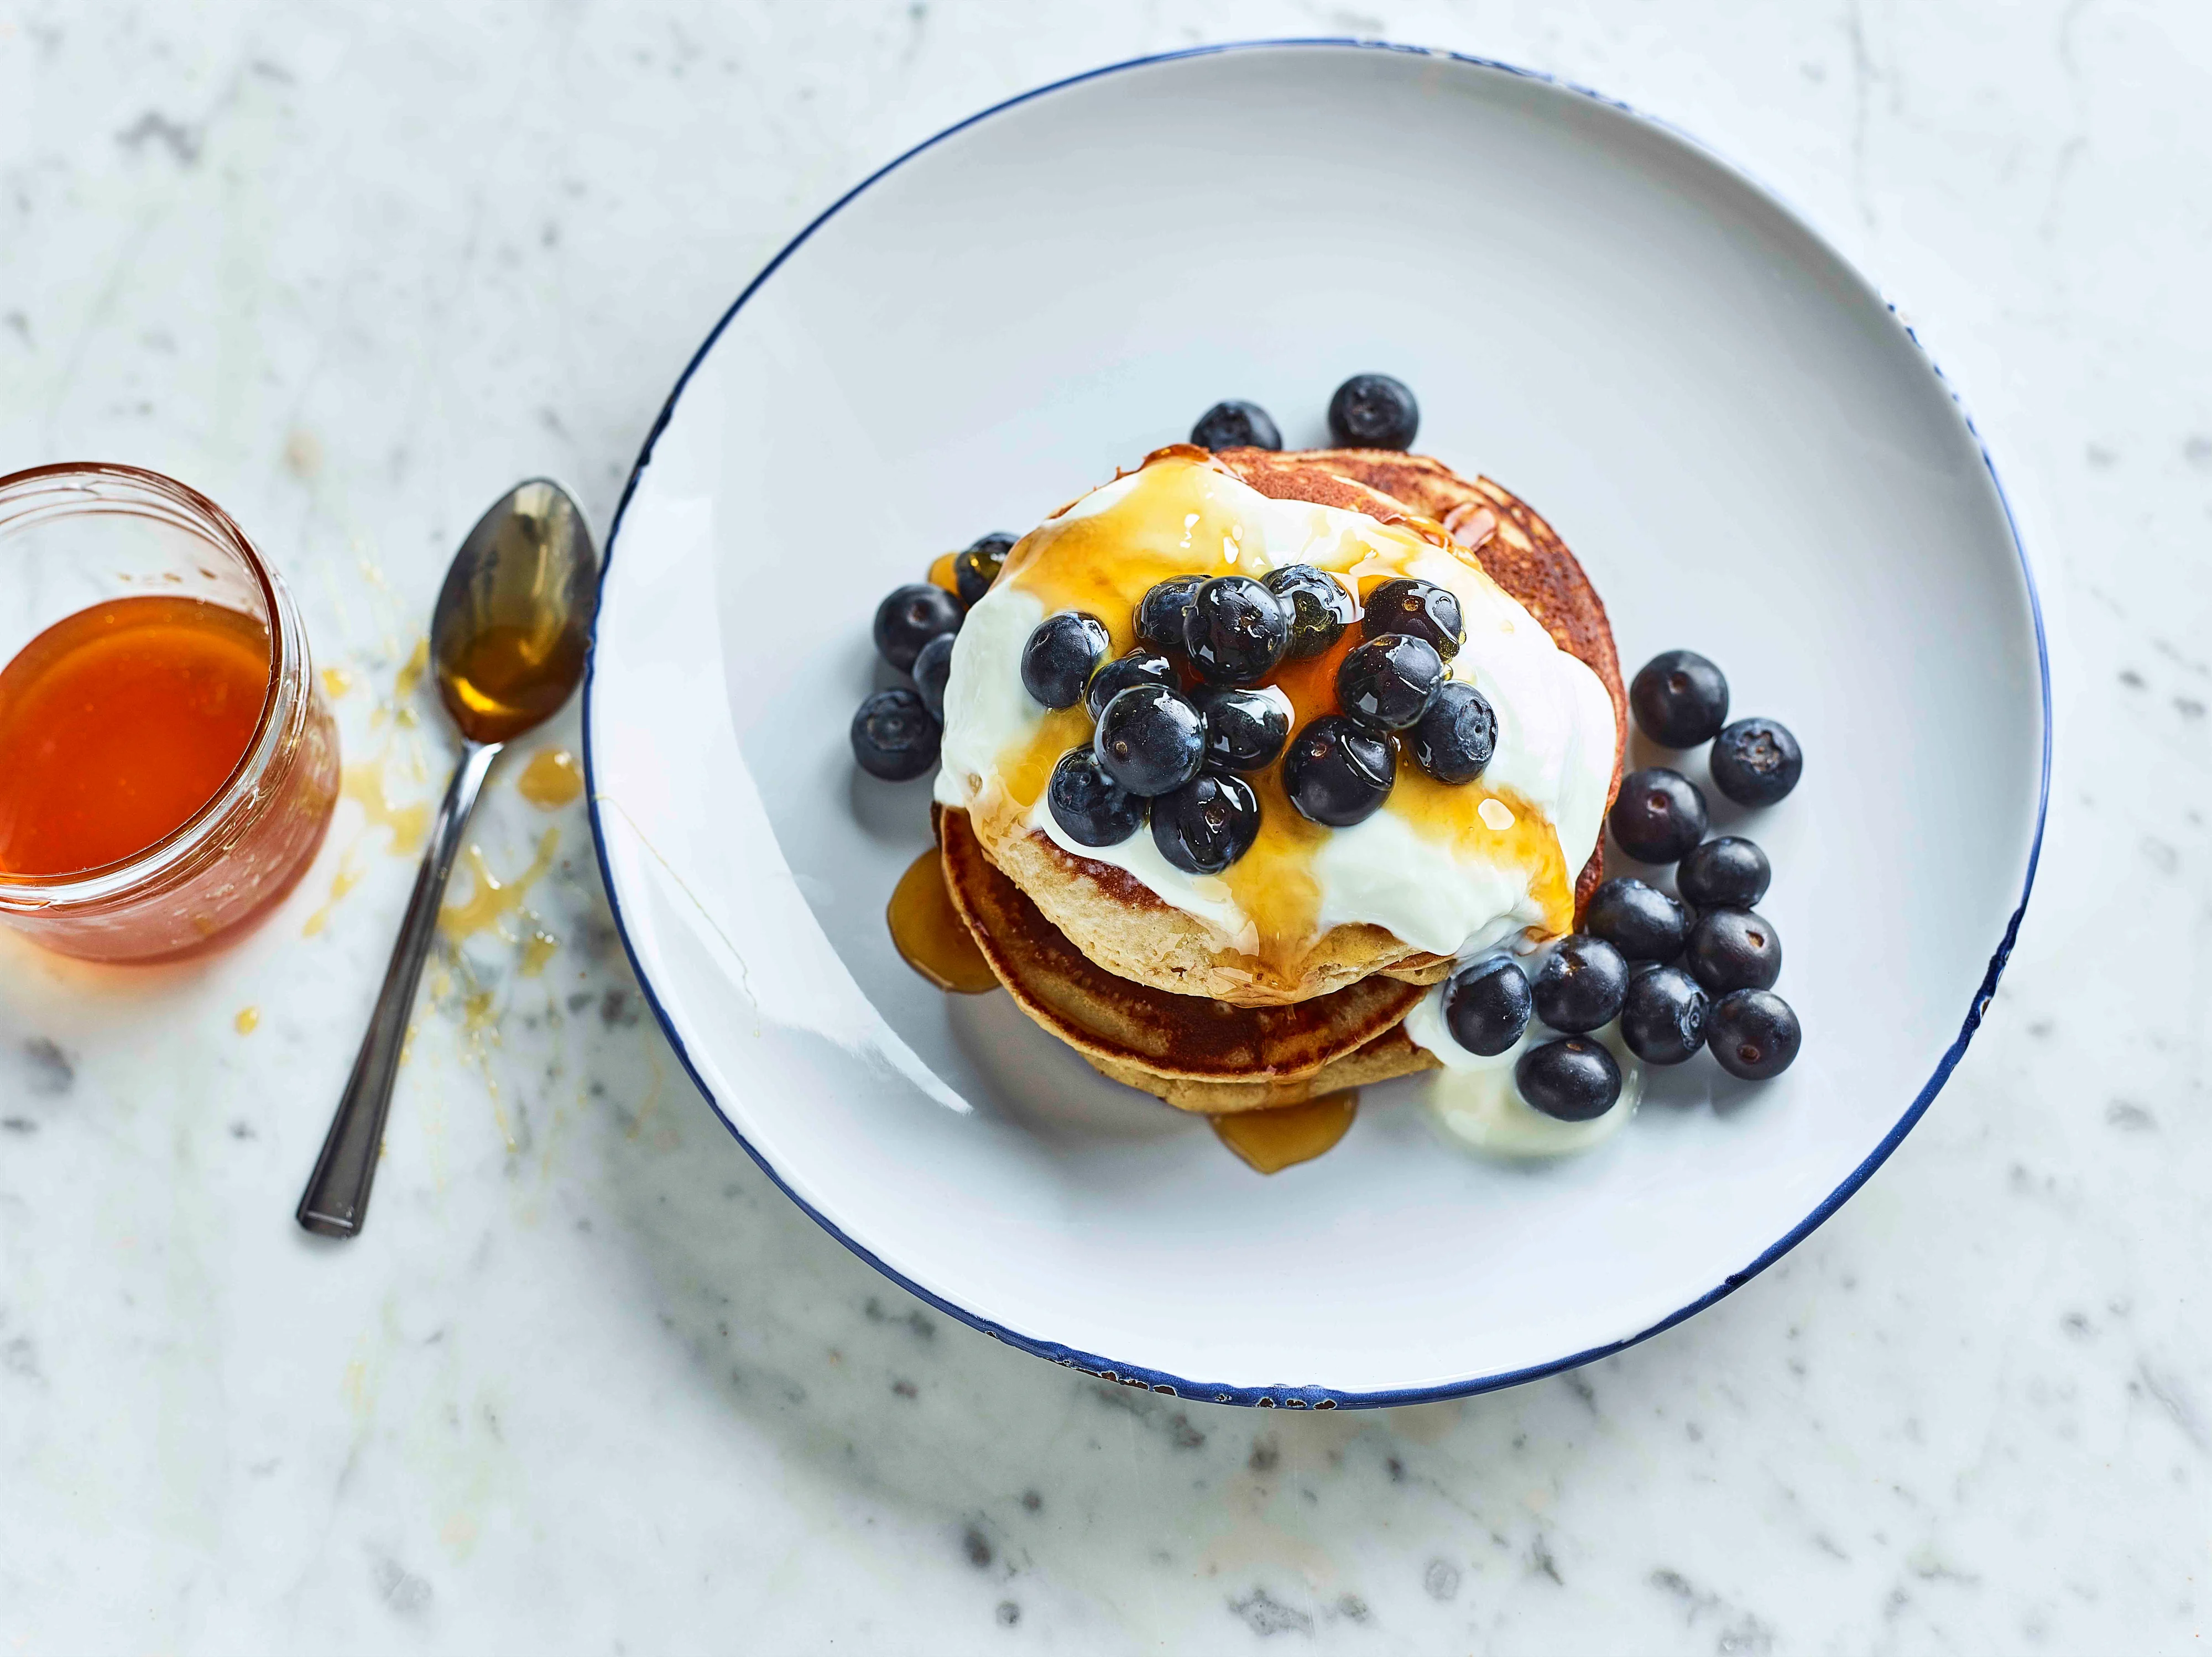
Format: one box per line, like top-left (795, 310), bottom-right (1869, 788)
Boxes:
top-left (586, 41), bottom-right (2047, 1405)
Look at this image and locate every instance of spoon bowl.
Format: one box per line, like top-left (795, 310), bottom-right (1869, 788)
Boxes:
top-left (434, 480), bottom-right (597, 744)
top-left (297, 478), bottom-right (597, 1238)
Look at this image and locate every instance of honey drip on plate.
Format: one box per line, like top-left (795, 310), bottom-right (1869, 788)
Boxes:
top-left (888, 847), bottom-right (1000, 994)
top-left (1212, 1090), bottom-right (1359, 1174)
top-left (516, 747), bottom-right (583, 809)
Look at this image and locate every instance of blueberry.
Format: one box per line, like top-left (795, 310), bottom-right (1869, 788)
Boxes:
top-left (1093, 684), bottom-right (1205, 797)
top-left (1135, 576), bottom-right (1204, 656)
top-left (1183, 576), bottom-right (1290, 687)
top-left (1608, 767), bottom-right (1709, 864)
top-left (1684, 908), bottom-right (1781, 994)
top-left (1409, 681), bottom-right (1498, 784)
top-left (1677, 835), bottom-right (1771, 910)
top-left (1361, 577), bottom-right (1463, 660)
top-left (1516, 1037), bottom-right (1622, 1121)
top-left (1582, 877), bottom-right (1688, 964)
top-left (1441, 955), bottom-right (1532, 1057)
top-left (1629, 649), bottom-right (1730, 748)
top-left (1710, 717), bottom-right (1803, 807)
top-left (850, 687), bottom-right (939, 781)
top-left (1198, 687), bottom-right (1290, 773)
top-left (1021, 611), bottom-right (1110, 709)
top-left (1707, 989), bottom-right (1801, 1080)
top-left (912, 633), bottom-right (956, 723)
top-left (1532, 934), bottom-right (1630, 1033)
top-left (953, 532), bottom-right (1015, 607)
top-left (1047, 749), bottom-right (1145, 846)
top-left (1084, 648), bottom-right (1178, 719)
top-left (1620, 965), bottom-right (1709, 1065)
top-left (1327, 373), bottom-right (1420, 450)
top-left (1263, 565), bottom-right (1357, 660)
top-left (1281, 714), bottom-right (1395, 826)
top-left (1151, 772), bottom-right (1261, 874)
top-left (873, 583), bottom-right (963, 673)
top-left (1189, 400), bottom-right (1281, 451)
top-left (1335, 634), bottom-right (1444, 732)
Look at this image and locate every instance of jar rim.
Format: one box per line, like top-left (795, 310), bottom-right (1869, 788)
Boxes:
top-left (0, 461), bottom-right (305, 909)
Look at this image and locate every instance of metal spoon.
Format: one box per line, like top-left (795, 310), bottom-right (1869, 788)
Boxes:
top-left (296, 479), bottom-right (598, 1238)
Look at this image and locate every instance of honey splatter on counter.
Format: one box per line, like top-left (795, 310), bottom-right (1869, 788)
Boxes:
top-left (394, 637), bottom-right (429, 704)
top-left (441, 828), bottom-right (560, 942)
top-left (1212, 1091), bottom-right (1359, 1174)
top-left (341, 752), bottom-right (430, 858)
top-left (516, 748), bottom-right (583, 810)
top-left (301, 850), bottom-right (364, 938)
top-left (520, 929), bottom-right (560, 978)
top-left (320, 665), bottom-right (354, 699)
top-left (233, 1006), bottom-right (260, 1035)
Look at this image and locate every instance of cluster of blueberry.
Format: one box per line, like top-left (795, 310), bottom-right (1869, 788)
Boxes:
top-left (1438, 648), bottom-right (1806, 1122)
top-left (850, 532), bottom-right (1018, 782)
top-left (849, 373), bottom-right (1427, 790)
top-left (1027, 567), bottom-right (1500, 875)
top-left (1190, 371), bottom-right (1422, 454)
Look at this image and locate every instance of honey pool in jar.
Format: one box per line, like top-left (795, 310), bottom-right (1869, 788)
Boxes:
top-left (0, 464), bottom-right (339, 963)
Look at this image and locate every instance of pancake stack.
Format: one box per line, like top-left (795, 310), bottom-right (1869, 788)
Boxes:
top-left (937, 448), bottom-right (1627, 1114)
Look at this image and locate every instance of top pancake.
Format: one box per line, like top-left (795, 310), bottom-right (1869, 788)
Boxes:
top-left (967, 449), bottom-right (1626, 1006)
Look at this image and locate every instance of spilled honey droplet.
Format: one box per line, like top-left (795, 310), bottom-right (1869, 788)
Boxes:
top-left (520, 929), bottom-right (560, 977)
top-left (394, 637), bottom-right (430, 704)
top-left (927, 551), bottom-right (959, 594)
top-left (440, 827), bottom-right (559, 941)
top-left (234, 1005), bottom-right (260, 1035)
top-left (341, 754), bottom-right (430, 858)
top-left (516, 748), bottom-right (583, 810)
top-left (1211, 1090), bottom-right (1359, 1174)
top-left (888, 846), bottom-right (999, 994)
top-left (320, 665), bottom-right (354, 699)
top-left (302, 852), bottom-right (363, 937)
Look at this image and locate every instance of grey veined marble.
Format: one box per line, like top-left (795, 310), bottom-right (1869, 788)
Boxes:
top-left (1, 0), bottom-right (2208, 1650)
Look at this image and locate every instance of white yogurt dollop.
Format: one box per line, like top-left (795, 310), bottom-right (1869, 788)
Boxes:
top-left (1402, 944), bottom-right (1645, 1158)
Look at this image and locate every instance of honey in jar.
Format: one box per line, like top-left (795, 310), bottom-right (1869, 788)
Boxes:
top-left (0, 595), bottom-right (269, 876)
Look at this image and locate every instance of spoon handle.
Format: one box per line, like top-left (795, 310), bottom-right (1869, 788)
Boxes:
top-left (296, 740), bottom-right (502, 1238)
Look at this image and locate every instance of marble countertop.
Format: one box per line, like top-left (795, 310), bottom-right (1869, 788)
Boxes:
top-left (3, 1), bottom-right (2208, 1650)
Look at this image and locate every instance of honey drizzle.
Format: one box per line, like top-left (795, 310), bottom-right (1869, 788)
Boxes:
top-left (1212, 1091), bottom-right (1359, 1174)
top-left (989, 454), bottom-right (1577, 969)
top-left (888, 847), bottom-right (999, 994)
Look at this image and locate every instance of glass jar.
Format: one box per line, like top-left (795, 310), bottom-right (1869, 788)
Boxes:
top-left (0, 463), bottom-right (340, 963)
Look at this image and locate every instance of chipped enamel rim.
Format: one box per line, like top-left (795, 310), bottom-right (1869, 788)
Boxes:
top-left (582, 38), bottom-right (2051, 1409)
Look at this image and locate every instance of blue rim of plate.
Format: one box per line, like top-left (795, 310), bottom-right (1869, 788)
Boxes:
top-left (582, 37), bottom-right (2052, 1410)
